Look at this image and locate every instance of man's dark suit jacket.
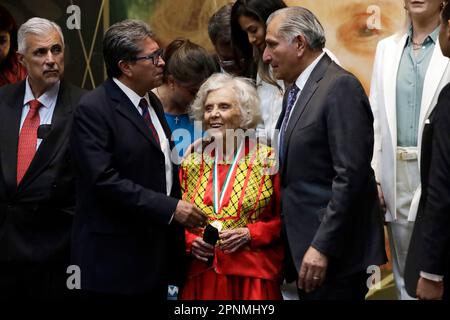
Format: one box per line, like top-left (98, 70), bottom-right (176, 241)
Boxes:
top-left (405, 83), bottom-right (450, 299)
top-left (0, 80), bottom-right (85, 263)
top-left (278, 54), bottom-right (387, 281)
top-left (70, 78), bottom-right (185, 295)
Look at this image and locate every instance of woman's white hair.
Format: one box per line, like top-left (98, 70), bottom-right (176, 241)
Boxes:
top-left (190, 73), bottom-right (262, 129)
top-left (17, 17), bottom-right (64, 54)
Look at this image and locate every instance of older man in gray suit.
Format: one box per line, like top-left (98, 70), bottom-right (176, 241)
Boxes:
top-left (263, 7), bottom-right (386, 300)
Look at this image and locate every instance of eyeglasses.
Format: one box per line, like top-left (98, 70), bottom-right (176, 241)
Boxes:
top-left (218, 57), bottom-right (237, 68)
top-left (132, 48), bottom-right (164, 65)
top-left (218, 57), bottom-right (246, 68)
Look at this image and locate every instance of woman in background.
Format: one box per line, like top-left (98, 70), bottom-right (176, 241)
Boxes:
top-left (0, 4), bottom-right (26, 86)
top-left (230, 0), bottom-right (287, 142)
top-left (153, 38), bottom-right (217, 158)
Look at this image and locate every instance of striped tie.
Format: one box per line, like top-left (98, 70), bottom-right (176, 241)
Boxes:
top-left (138, 98), bottom-right (160, 145)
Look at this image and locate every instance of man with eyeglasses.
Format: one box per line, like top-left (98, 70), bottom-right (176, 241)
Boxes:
top-left (0, 17), bottom-right (85, 299)
top-left (70, 19), bottom-right (207, 299)
top-left (208, 4), bottom-right (253, 77)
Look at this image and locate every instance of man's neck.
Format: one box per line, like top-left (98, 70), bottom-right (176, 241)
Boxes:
top-left (290, 50), bottom-right (323, 84)
top-left (28, 79), bottom-right (51, 98)
top-left (117, 76), bottom-right (147, 97)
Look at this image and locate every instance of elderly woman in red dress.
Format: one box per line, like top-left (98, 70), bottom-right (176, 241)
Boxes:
top-left (179, 73), bottom-right (283, 300)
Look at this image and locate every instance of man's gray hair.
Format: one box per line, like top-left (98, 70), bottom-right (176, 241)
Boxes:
top-left (103, 19), bottom-right (155, 78)
top-left (17, 17), bottom-right (65, 54)
top-left (190, 73), bottom-right (261, 130)
top-left (267, 7), bottom-right (325, 50)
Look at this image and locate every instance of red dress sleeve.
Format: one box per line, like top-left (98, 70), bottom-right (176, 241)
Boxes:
top-left (246, 173), bottom-right (282, 248)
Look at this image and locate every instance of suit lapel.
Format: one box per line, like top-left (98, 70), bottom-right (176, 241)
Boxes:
top-left (107, 79), bottom-right (162, 151)
top-left (281, 54), bottom-right (330, 161)
top-left (384, 34), bottom-right (407, 156)
top-left (0, 82), bottom-right (25, 194)
top-left (17, 82), bottom-right (73, 191)
top-left (419, 38), bottom-right (449, 131)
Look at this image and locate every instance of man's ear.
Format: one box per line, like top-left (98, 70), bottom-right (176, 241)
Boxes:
top-left (118, 60), bottom-right (132, 77)
top-left (295, 34), bottom-right (306, 57)
top-left (17, 52), bottom-right (25, 67)
top-left (447, 20), bottom-right (450, 39)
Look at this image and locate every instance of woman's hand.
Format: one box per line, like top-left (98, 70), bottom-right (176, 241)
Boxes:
top-left (191, 237), bottom-right (215, 262)
top-left (219, 228), bottom-right (251, 253)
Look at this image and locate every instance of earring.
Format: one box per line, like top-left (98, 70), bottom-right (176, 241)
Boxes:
top-left (441, 2), bottom-right (445, 10)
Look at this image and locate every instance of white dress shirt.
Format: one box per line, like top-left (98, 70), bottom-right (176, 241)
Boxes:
top-left (21, 79), bottom-right (60, 149)
top-left (113, 78), bottom-right (173, 196)
top-left (288, 52), bottom-right (326, 122)
top-left (277, 52), bottom-right (326, 149)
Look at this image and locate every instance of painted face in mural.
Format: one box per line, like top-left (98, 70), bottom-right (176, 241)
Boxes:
top-left (286, 0), bottom-right (404, 92)
top-left (133, 0), bottom-right (404, 93)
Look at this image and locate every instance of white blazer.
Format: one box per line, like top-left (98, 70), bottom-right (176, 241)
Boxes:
top-left (370, 33), bottom-right (450, 222)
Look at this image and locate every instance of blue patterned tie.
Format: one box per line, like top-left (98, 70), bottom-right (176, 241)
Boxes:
top-left (279, 84), bottom-right (300, 162)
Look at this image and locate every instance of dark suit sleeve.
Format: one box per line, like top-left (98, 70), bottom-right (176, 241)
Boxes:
top-left (312, 74), bottom-right (375, 257)
top-left (71, 98), bottom-right (178, 226)
top-left (420, 86), bottom-right (450, 275)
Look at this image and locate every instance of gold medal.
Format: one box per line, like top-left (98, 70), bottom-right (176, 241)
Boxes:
top-left (211, 220), bottom-right (223, 231)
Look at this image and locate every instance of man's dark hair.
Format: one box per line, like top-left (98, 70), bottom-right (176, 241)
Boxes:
top-left (103, 19), bottom-right (154, 78)
top-left (208, 4), bottom-right (233, 46)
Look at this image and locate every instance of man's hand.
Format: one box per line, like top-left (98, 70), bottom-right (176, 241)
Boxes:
top-left (416, 277), bottom-right (444, 300)
top-left (191, 237), bottom-right (215, 262)
top-left (173, 200), bottom-right (207, 228)
top-left (376, 183), bottom-right (387, 224)
top-left (377, 183), bottom-right (386, 214)
top-left (219, 228), bottom-right (251, 253)
top-left (298, 246), bottom-right (328, 293)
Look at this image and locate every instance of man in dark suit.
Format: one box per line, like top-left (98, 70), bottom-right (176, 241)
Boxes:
top-left (0, 17), bottom-right (85, 299)
top-left (70, 19), bottom-right (207, 299)
top-left (405, 3), bottom-right (450, 300)
top-left (262, 7), bottom-right (386, 300)
top-left (405, 85), bottom-right (450, 300)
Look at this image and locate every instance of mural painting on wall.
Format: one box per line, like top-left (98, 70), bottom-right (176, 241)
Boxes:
top-left (115, 0), bottom-right (405, 93)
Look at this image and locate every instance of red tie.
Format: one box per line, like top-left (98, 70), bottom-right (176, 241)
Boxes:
top-left (17, 99), bottom-right (41, 184)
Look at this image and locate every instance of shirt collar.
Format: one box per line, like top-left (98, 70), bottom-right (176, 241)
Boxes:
top-left (294, 51), bottom-right (325, 91)
top-left (23, 78), bottom-right (60, 109)
top-left (112, 77), bottom-right (150, 108)
top-left (407, 25), bottom-right (440, 46)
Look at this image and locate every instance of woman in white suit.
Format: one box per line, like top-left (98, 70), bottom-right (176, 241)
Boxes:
top-left (370, 0), bottom-right (450, 300)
